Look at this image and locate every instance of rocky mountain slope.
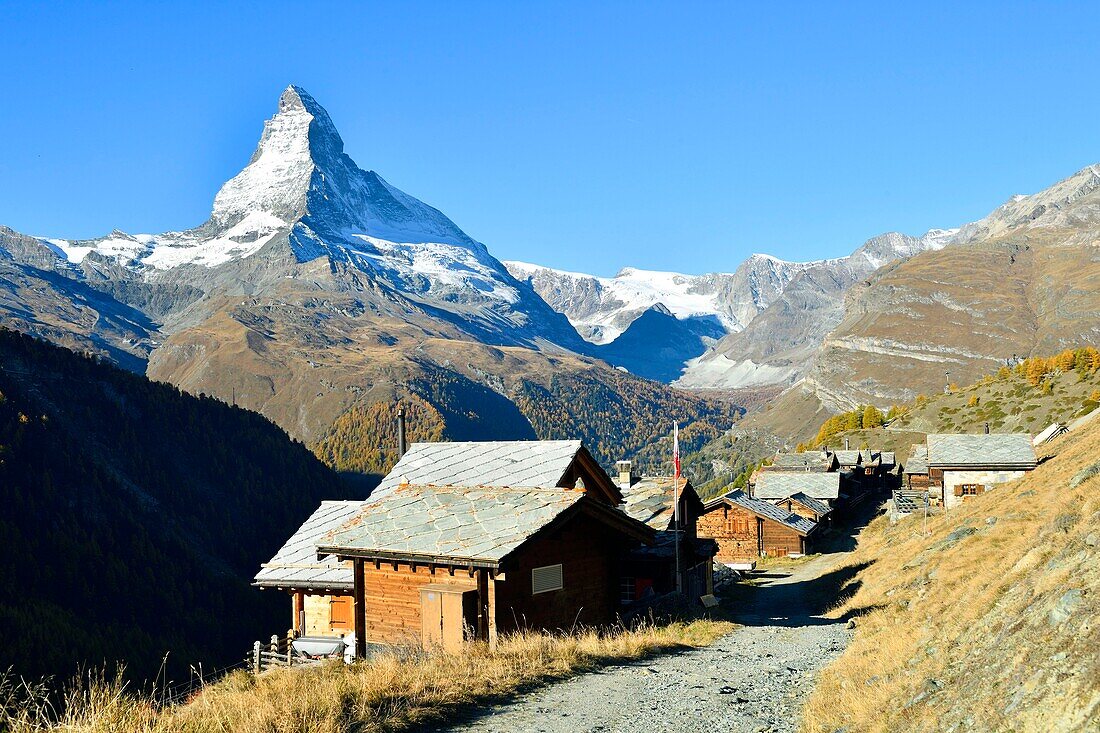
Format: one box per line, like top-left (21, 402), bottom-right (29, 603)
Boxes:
top-left (799, 164), bottom-right (1100, 414)
top-left (511, 229), bottom-right (955, 388)
top-left (675, 229), bottom-right (957, 390)
top-left (0, 86), bottom-right (736, 470)
top-left (506, 255), bottom-right (820, 344)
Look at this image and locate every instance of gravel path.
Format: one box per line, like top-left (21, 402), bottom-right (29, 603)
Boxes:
top-left (431, 554), bottom-right (854, 733)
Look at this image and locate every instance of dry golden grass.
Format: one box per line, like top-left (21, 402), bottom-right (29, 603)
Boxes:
top-left (802, 420), bottom-right (1100, 732)
top-left (2, 620), bottom-right (733, 733)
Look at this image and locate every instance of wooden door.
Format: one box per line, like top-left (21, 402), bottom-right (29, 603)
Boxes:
top-left (329, 595), bottom-right (353, 632)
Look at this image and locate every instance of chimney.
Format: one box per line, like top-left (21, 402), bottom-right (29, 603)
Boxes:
top-left (844, 437), bottom-right (851, 450)
top-left (984, 422), bottom-right (990, 434)
top-left (616, 460), bottom-right (632, 489)
top-left (397, 406), bottom-right (407, 457)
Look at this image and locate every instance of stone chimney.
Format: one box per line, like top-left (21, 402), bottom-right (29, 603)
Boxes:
top-left (844, 437), bottom-right (851, 450)
top-left (616, 460), bottom-right (633, 489)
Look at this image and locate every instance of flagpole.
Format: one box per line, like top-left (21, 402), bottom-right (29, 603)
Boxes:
top-left (673, 422), bottom-right (682, 595)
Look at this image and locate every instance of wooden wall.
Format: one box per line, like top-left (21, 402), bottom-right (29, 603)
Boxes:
top-left (299, 593), bottom-right (355, 637)
top-left (494, 512), bottom-right (628, 634)
top-left (360, 564), bottom-right (477, 646)
top-left (760, 519), bottom-right (804, 557)
top-left (698, 504), bottom-right (759, 562)
top-left (698, 504), bottom-right (806, 560)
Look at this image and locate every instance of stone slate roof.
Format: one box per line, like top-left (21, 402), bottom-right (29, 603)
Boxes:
top-left (769, 452), bottom-right (835, 472)
top-left (834, 450), bottom-right (863, 467)
top-left (788, 492), bottom-right (833, 518)
top-left (254, 501), bottom-right (362, 590)
top-left (318, 484), bottom-right (646, 568)
top-left (373, 440), bottom-right (584, 496)
top-left (879, 451), bottom-right (896, 468)
top-left (753, 471), bottom-right (841, 501)
top-left (905, 444), bottom-right (929, 475)
top-left (708, 490), bottom-right (817, 536)
top-left (630, 533), bottom-right (717, 561)
top-left (622, 476), bottom-right (695, 531)
top-left (926, 433), bottom-right (1037, 469)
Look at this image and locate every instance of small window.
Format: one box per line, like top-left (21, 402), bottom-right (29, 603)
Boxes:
top-left (960, 484), bottom-right (984, 497)
top-left (532, 564), bottom-right (564, 594)
top-left (619, 575), bottom-right (635, 605)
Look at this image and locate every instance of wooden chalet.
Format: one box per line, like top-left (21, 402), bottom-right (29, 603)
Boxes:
top-left (698, 490), bottom-right (818, 561)
top-left (254, 501), bottom-right (362, 642)
top-left (257, 440), bottom-right (648, 657)
top-left (318, 483), bottom-right (652, 655)
top-left (618, 464), bottom-right (717, 603)
top-left (925, 433), bottom-right (1037, 509)
top-left (775, 492), bottom-right (833, 524)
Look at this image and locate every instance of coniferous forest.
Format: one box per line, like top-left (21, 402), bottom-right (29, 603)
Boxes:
top-left (0, 329), bottom-right (361, 685)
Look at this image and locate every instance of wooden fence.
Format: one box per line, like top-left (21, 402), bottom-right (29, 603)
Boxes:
top-left (251, 631), bottom-right (323, 674)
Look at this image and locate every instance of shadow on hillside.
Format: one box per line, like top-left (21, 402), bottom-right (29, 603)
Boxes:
top-left (817, 494), bottom-right (888, 554)
top-left (729, 561), bottom-right (877, 628)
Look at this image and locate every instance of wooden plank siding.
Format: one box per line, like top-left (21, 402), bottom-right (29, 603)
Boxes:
top-left (697, 505), bottom-right (760, 562)
top-left (494, 512), bottom-right (626, 634)
top-left (361, 563), bottom-right (478, 646)
top-left (354, 512), bottom-right (632, 646)
top-left (698, 504), bottom-right (806, 561)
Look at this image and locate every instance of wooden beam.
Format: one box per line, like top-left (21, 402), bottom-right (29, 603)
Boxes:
top-left (486, 571), bottom-right (498, 648)
top-left (476, 569), bottom-right (489, 642)
top-left (353, 558), bottom-right (367, 660)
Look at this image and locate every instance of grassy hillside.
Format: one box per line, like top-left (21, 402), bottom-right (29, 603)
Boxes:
top-left (802, 416), bottom-right (1100, 731)
top-left (795, 347), bottom-right (1100, 464)
top-left (0, 330), bottom-right (356, 684)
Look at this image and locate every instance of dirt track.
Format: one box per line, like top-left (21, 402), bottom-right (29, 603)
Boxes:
top-left (430, 554), bottom-right (857, 733)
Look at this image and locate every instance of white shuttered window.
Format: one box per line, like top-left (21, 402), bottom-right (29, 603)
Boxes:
top-left (531, 564), bottom-right (564, 594)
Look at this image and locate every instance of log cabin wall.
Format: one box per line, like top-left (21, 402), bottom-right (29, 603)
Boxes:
top-left (697, 505), bottom-right (760, 562)
top-left (760, 519), bottom-right (804, 557)
top-left (360, 563), bottom-right (477, 646)
top-left (494, 512), bottom-right (626, 635)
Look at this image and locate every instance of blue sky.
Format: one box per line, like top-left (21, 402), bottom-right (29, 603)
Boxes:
top-left (2, 2), bottom-right (1099, 276)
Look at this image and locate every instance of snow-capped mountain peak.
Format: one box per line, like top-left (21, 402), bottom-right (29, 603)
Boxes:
top-left (505, 255), bottom-right (822, 345)
top-left (210, 86), bottom-right (326, 226)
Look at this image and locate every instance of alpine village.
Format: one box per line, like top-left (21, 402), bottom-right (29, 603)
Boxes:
top-left (1, 8), bottom-right (1099, 733)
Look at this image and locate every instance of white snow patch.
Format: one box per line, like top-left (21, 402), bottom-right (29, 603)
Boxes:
top-left (355, 235), bottom-right (520, 304)
top-left (674, 353), bottom-right (796, 389)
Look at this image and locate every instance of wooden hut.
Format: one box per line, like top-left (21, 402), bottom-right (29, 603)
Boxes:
top-left (259, 440), bottom-right (647, 657)
top-left (926, 433), bottom-right (1037, 509)
top-left (775, 492), bottom-right (833, 524)
top-left (318, 484), bottom-right (653, 655)
top-left (698, 490), bottom-right (818, 562)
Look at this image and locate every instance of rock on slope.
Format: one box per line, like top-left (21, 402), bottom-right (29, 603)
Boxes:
top-left (803, 417), bottom-right (1100, 732)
